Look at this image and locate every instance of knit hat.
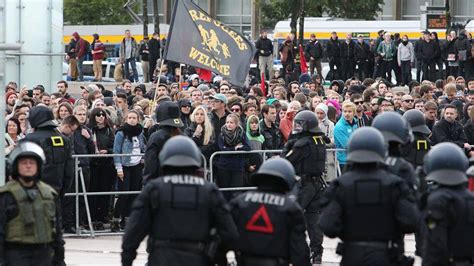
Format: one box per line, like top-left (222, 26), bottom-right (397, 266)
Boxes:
top-left (315, 103), bottom-right (328, 116)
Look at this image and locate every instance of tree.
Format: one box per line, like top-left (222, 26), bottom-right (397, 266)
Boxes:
top-left (64, 0), bottom-right (135, 25)
top-left (261, 0), bottom-right (383, 34)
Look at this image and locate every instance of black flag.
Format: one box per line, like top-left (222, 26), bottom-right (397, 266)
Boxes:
top-left (163, 0), bottom-right (255, 87)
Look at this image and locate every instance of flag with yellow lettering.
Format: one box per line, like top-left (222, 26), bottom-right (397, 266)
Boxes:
top-left (163, 0), bottom-right (255, 87)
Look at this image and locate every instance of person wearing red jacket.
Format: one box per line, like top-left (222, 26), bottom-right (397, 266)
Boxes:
top-left (91, 33), bottom-right (106, 81)
top-left (72, 32), bottom-right (87, 81)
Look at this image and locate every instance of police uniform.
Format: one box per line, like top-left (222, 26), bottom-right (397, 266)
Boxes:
top-left (421, 143), bottom-right (474, 266)
top-left (143, 101), bottom-right (184, 181)
top-left (0, 142), bottom-right (64, 266)
top-left (122, 136), bottom-right (238, 266)
top-left (320, 127), bottom-right (419, 265)
top-left (283, 110), bottom-right (328, 263)
top-left (23, 106), bottom-right (74, 196)
top-left (230, 158), bottom-right (310, 266)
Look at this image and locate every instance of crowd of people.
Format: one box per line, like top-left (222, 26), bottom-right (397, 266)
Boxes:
top-left (2, 26), bottom-right (474, 265)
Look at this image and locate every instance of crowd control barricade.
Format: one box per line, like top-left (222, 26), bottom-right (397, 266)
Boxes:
top-left (209, 149), bottom-right (343, 183)
top-left (65, 149), bottom-right (343, 238)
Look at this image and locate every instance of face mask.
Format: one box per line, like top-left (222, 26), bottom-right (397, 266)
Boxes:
top-left (402, 40), bottom-right (408, 45)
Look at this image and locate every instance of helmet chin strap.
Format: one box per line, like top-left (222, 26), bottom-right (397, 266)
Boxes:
top-left (18, 175), bottom-right (38, 186)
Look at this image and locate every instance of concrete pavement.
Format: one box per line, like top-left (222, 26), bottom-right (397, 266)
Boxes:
top-left (64, 235), bottom-right (421, 266)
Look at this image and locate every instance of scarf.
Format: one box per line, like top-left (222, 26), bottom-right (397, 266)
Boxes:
top-left (221, 125), bottom-right (244, 147)
top-left (120, 123), bottom-right (143, 140)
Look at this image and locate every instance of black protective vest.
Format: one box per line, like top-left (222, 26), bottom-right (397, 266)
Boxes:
top-left (150, 175), bottom-right (213, 242)
top-left (402, 134), bottom-right (431, 167)
top-left (288, 135), bottom-right (326, 177)
top-left (338, 170), bottom-right (399, 241)
top-left (446, 189), bottom-right (474, 258)
top-left (232, 191), bottom-right (290, 258)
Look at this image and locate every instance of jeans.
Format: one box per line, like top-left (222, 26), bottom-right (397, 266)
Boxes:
top-left (380, 60), bottom-right (394, 82)
top-left (400, 60), bottom-right (412, 86)
top-left (258, 55), bottom-right (274, 80)
top-left (141, 60), bottom-right (149, 83)
top-left (76, 57), bottom-right (85, 81)
top-left (124, 58), bottom-right (139, 82)
top-left (113, 163), bottom-right (143, 219)
top-left (341, 58), bottom-right (355, 80)
top-left (309, 58), bottom-right (322, 76)
top-left (422, 60), bottom-right (436, 82)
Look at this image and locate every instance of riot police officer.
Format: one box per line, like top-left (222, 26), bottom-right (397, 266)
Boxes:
top-left (0, 142), bottom-right (64, 265)
top-left (282, 110), bottom-right (328, 264)
top-left (122, 136), bottom-right (238, 266)
top-left (143, 101), bottom-right (184, 182)
top-left (402, 108), bottom-right (432, 256)
top-left (23, 105), bottom-right (74, 198)
top-left (421, 143), bottom-right (474, 265)
top-left (372, 111), bottom-right (418, 191)
top-left (319, 127), bottom-right (419, 265)
top-left (401, 109), bottom-right (432, 168)
top-left (229, 158), bottom-right (311, 266)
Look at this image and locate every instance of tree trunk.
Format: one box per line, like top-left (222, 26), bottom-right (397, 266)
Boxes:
top-left (298, 0), bottom-right (305, 45)
top-left (152, 0), bottom-right (160, 34)
top-left (143, 0), bottom-right (149, 38)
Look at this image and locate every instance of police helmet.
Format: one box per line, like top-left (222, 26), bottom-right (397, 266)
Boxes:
top-left (159, 136), bottom-right (202, 168)
top-left (251, 158), bottom-right (296, 191)
top-left (403, 109), bottom-right (431, 135)
top-left (28, 105), bottom-right (58, 128)
top-left (424, 142), bottom-right (468, 186)
top-left (155, 101), bottom-right (184, 128)
top-left (347, 127), bottom-right (387, 164)
top-left (292, 110), bottom-right (322, 134)
top-left (8, 142), bottom-right (45, 179)
top-left (372, 112), bottom-right (413, 144)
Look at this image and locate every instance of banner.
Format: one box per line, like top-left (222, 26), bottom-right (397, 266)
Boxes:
top-left (163, 0), bottom-right (255, 87)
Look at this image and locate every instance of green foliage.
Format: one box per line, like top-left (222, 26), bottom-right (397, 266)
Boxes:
top-left (261, 0), bottom-right (383, 30)
top-left (64, 0), bottom-right (135, 25)
top-left (321, 0), bottom-right (383, 20)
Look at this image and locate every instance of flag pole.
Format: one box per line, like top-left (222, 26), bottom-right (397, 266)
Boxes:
top-left (152, 59), bottom-right (166, 113)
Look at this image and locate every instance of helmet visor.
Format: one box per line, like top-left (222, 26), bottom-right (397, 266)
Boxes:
top-left (292, 120), bottom-right (306, 134)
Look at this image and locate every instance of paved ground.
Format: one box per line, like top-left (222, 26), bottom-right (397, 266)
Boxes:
top-left (64, 234), bottom-right (421, 266)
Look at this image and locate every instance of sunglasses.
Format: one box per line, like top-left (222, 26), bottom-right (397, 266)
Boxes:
top-left (95, 113), bottom-right (106, 117)
top-left (404, 100), bottom-right (414, 103)
top-left (231, 108), bottom-right (241, 112)
top-left (354, 101), bottom-right (364, 105)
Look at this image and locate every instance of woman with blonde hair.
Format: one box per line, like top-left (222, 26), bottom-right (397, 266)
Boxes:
top-left (185, 105), bottom-right (214, 158)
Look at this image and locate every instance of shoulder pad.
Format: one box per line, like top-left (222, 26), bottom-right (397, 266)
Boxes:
top-left (293, 138), bottom-right (310, 148)
top-left (37, 181), bottom-right (58, 199)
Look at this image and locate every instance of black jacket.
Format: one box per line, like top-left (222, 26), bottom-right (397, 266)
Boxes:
top-left (431, 118), bottom-right (468, 148)
top-left (420, 40), bottom-right (438, 61)
top-left (23, 128), bottom-right (74, 195)
top-left (305, 39), bottom-right (323, 60)
top-left (122, 175), bottom-right (239, 266)
top-left (148, 38), bottom-right (161, 59)
top-left (325, 38), bottom-right (340, 58)
top-left (259, 120), bottom-right (283, 150)
top-left (143, 126), bottom-right (182, 181)
top-left (454, 32), bottom-right (472, 60)
top-left (463, 119), bottom-right (474, 145)
top-left (73, 125), bottom-right (95, 168)
top-left (340, 40), bottom-right (356, 59)
top-left (184, 122), bottom-right (215, 159)
top-left (255, 37), bottom-right (273, 57)
top-left (230, 190), bottom-right (311, 266)
top-left (354, 41), bottom-right (371, 61)
top-left (89, 126), bottom-right (115, 166)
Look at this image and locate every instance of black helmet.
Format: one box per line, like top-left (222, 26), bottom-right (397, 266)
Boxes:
top-left (251, 158), bottom-right (296, 191)
top-left (28, 105), bottom-right (58, 128)
top-left (347, 127), bottom-right (387, 164)
top-left (159, 136), bottom-right (202, 168)
top-left (8, 142), bottom-right (45, 179)
top-left (372, 112), bottom-right (413, 144)
top-left (403, 109), bottom-right (430, 135)
top-left (292, 110), bottom-right (321, 134)
top-left (155, 101), bottom-right (183, 127)
top-left (424, 142), bottom-right (468, 186)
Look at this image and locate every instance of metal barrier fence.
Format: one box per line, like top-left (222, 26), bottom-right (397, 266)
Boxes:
top-left (65, 148), bottom-right (343, 237)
